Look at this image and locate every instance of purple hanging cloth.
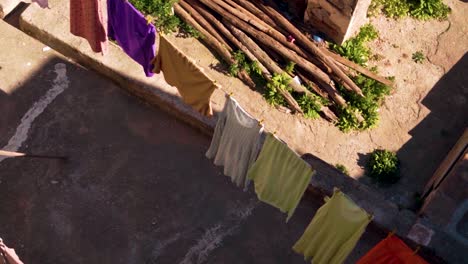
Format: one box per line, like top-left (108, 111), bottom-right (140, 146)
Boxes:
top-left (107, 0), bottom-right (156, 77)
top-left (25, 0), bottom-right (49, 8)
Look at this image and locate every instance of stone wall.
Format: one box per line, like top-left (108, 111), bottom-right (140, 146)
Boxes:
top-left (420, 129), bottom-right (468, 247)
top-left (304, 0), bottom-right (371, 44)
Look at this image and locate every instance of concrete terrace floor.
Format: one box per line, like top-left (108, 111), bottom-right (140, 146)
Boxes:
top-left (0, 21), bottom-right (386, 263)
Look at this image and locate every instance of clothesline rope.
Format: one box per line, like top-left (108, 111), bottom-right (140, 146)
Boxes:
top-left (214, 84), bottom-right (277, 135)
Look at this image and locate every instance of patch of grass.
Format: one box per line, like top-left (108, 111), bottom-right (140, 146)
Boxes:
top-left (367, 149), bottom-right (400, 184)
top-left (335, 164), bottom-right (350, 176)
top-left (412, 51), bottom-right (425, 63)
top-left (369, 0), bottom-right (451, 20)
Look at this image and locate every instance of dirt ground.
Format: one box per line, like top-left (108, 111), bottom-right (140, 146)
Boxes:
top-left (168, 0), bottom-right (468, 209)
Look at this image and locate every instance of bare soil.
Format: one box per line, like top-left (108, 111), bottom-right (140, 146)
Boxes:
top-left (167, 0), bottom-right (467, 209)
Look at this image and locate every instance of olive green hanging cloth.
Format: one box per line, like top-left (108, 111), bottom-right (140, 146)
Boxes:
top-left (247, 133), bottom-right (314, 221)
top-left (293, 189), bottom-right (373, 264)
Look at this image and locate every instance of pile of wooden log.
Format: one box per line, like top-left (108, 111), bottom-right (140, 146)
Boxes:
top-left (174, 0), bottom-right (393, 122)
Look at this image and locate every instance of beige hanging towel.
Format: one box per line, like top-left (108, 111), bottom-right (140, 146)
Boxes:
top-left (153, 35), bottom-right (216, 116)
top-left (247, 133), bottom-right (314, 221)
top-left (293, 189), bottom-right (373, 264)
top-left (206, 95), bottom-right (264, 189)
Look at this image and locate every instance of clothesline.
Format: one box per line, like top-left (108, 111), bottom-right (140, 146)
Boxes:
top-left (215, 84), bottom-right (278, 135)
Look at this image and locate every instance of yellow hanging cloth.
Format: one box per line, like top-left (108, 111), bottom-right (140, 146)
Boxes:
top-left (247, 133), bottom-right (314, 221)
top-left (293, 189), bottom-right (372, 264)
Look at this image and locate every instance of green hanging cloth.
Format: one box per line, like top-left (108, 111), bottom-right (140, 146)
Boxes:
top-left (293, 189), bottom-right (373, 264)
top-left (247, 133), bottom-right (314, 221)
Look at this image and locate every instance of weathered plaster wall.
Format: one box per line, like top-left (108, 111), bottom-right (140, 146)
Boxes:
top-left (304, 0), bottom-right (371, 44)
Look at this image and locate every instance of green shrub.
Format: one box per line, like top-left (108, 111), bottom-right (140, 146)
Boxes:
top-left (367, 149), bottom-right (400, 184)
top-left (229, 50), bottom-right (264, 79)
top-left (265, 73), bottom-right (292, 106)
top-left (331, 24), bottom-right (394, 132)
top-left (285, 61), bottom-right (296, 75)
top-left (338, 74), bottom-right (392, 131)
top-left (410, 0), bottom-right (451, 20)
top-left (369, 0), bottom-right (451, 20)
top-left (129, 0), bottom-right (180, 33)
top-left (297, 94), bottom-right (321, 119)
top-left (130, 0), bottom-right (200, 37)
top-left (335, 164), bottom-right (350, 176)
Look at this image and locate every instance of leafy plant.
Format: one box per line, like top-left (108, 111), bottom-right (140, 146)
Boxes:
top-left (265, 73), bottom-right (292, 106)
top-left (228, 51), bottom-right (264, 79)
top-left (369, 0), bottom-right (451, 20)
top-left (285, 61), bottom-right (296, 75)
top-left (297, 94), bottom-right (321, 119)
top-left (129, 0), bottom-right (180, 33)
top-left (331, 24), bottom-right (394, 132)
top-left (250, 61), bottom-right (263, 76)
top-left (367, 149), bottom-right (400, 184)
top-left (336, 106), bottom-right (362, 132)
top-left (336, 74), bottom-right (392, 132)
top-left (335, 164), bottom-right (350, 176)
top-left (330, 24), bottom-right (378, 66)
top-left (229, 51), bottom-right (248, 76)
top-left (410, 0), bottom-right (451, 20)
top-left (412, 51), bottom-right (425, 63)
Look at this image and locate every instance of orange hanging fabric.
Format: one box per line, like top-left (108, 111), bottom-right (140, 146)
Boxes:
top-left (357, 235), bottom-right (429, 264)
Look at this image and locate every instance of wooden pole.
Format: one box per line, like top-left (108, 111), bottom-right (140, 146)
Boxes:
top-left (320, 47), bottom-right (394, 87)
top-left (0, 150), bottom-right (67, 160)
top-left (178, 0), bottom-right (231, 51)
top-left (174, 3), bottom-right (255, 87)
top-left (230, 0), bottom-right (287, 35)
top-left (255, 0), bottom-right (365, 97)
top-left (204, 0), bottom-right (309, 60)
top-left (218, 13), bottom-right (348, 107)
top-left (226, 23), bottom-right (338, 121)
top-left (185, 0), bottom-right (256, 63)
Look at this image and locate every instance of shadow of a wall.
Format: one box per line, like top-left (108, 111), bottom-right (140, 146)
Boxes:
top-left (396, 53), bottom-right (468, 195)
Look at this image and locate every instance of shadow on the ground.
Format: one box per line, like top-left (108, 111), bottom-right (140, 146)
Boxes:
top-left (396, 52), bottom-right (468, 193)
top-left (355, 53), bottom-right (468, 209)
top-left (1, 54), bottom-right (382, 264)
